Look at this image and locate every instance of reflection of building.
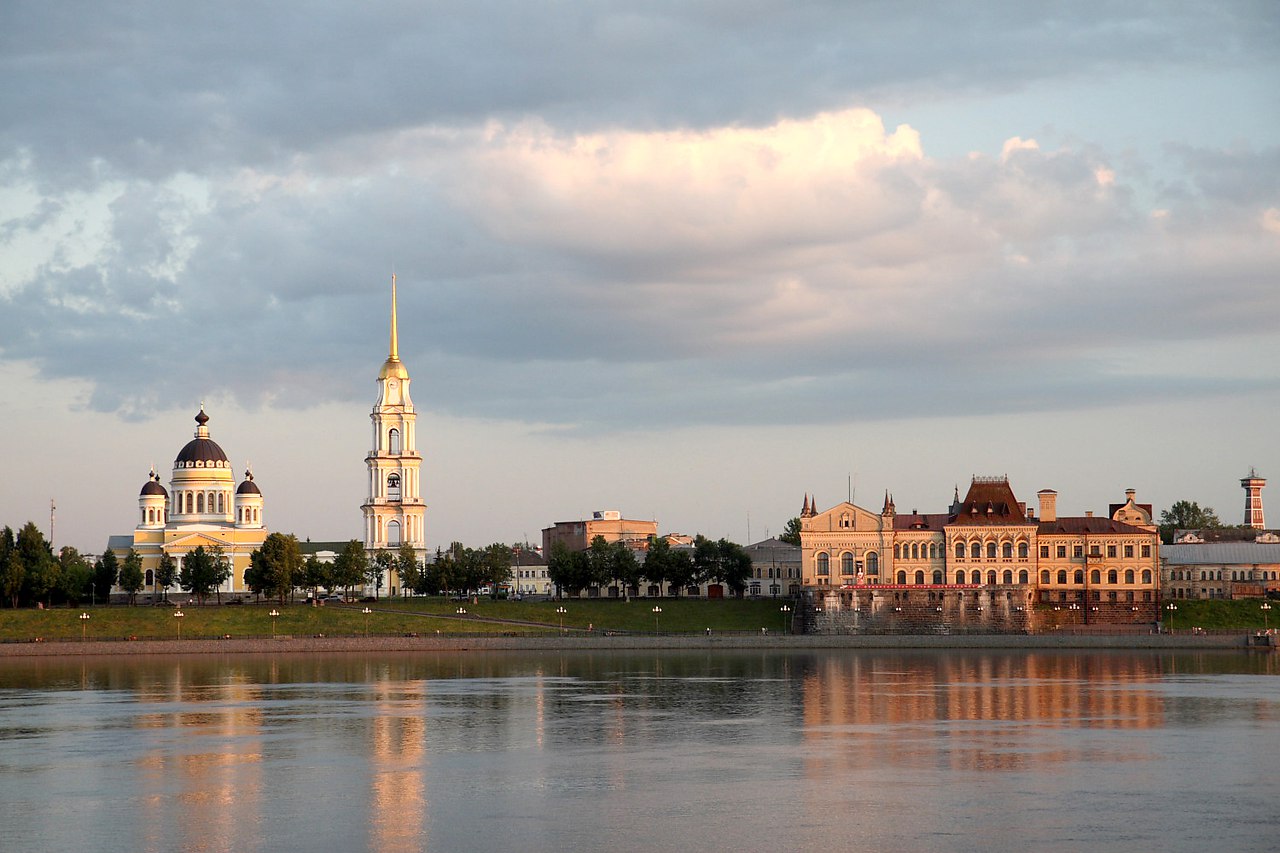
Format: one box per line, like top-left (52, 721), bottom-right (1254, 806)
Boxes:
top-left (1164, 473), bottom-right (1280, 598)
top-left (108, 406), bottom-right (269, 594)
top-left (541, 510), bottom-right (658, 555)
top-left (362, 276), bottom-right (426, 594)
top-left (743, 537), bottom-right (801, 598)
top-left (800, 477), bottom-right (1160, 625)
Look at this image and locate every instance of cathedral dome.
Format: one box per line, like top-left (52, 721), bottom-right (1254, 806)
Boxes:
top-left (236, 472), bottom-right (261, 495)
top-left (140, 475), bottom-right (168, 497)
top-left (174, 407), bottom-right (229, 466)
top-left (379, 356), bottom-right (410, 380)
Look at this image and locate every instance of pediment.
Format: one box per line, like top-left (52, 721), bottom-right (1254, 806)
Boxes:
top-left (807, 501), bottom-right (884, 533)
top-left (165, 531), bottom-right (233, 550)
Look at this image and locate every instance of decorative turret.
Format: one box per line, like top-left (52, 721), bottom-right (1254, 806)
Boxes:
top-left (234, 467), bottom-right (264, 529)
top-left (1242, 469), bottom-right (1266, 529)
top-left (138, 469), bottom-right (168, 528)
top-left (800, 494), bottom-right (816, 519)
top-left (881, 490), bottom-right (896, 517)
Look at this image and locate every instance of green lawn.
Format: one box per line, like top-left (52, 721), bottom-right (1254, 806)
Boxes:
top-left (1161, 598), bottom-right (1279, 631)
top-left (0, 596), bottom-right (796, 642)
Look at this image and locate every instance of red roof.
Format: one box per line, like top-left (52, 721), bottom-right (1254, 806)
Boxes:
top-left (949, 478), bottom-right (1030, 526)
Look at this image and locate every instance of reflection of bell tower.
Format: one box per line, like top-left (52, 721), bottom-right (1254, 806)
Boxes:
top-left (362, 275), bottom-right (426, 579)
top-left (1242, 469), bottom-right (1266, 529)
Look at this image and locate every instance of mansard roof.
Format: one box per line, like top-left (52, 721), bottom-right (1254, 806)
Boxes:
top-left (1037, 518), bottom-right (1154, 535)
top-left (893, 513), bottom-right (950, 531)
top-left (949, 477), bottom-right (1030, 525)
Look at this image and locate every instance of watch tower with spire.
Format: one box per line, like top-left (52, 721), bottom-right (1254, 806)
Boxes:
top-left (362, 275), bottom-right (426, 589)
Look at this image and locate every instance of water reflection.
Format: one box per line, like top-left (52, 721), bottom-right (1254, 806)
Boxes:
top-left (0, 650), bottom-right (1277, 853)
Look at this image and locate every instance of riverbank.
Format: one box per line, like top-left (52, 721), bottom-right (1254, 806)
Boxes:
top-left (0, 630), bottom-right (1270, 658)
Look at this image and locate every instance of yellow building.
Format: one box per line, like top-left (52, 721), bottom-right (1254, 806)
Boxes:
top-left (800, 477), bottom-right (1160, 626)
top-left (108, 406), bottom-right (268, 596)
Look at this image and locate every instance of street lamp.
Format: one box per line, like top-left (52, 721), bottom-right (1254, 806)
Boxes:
top-left (556, 605), bottom-right (567, 633)
top-left (173, 610), bottom-right (185, 640)
top-left (79, 612), bottom-right (89, 642)
top-left (779, 604), bottom-right (791, 635)
top-left (269, 608), bottom-right (280, 637)
top-left (652, 606), bottom-right (662, 634)
top-left (1165, 602), bottom-right (1177, 633)
top-left (1261, 602), bottom-right (1272, 632)
top-left (362, 607), bottom-right (372, 637)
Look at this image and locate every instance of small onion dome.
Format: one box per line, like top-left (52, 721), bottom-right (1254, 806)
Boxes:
top-left (379, 356), bottom-right (410, 380)
top-left (175, 407), bottom-right (229, 465)
top-left (236, 470), bottom-right (261, 495)
top-left (140, 471), bottom-right (168, 497)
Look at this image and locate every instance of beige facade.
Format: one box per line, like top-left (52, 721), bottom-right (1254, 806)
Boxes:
top-left (541, 511), bottom-right (658, 555)
top-left (800, 478), bottom-right (1160, 624)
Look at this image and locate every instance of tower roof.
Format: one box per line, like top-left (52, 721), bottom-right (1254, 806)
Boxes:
top-left (175, 405), bottom-right (229, 465)
top-left (379, 274), bottom-right (410, 380)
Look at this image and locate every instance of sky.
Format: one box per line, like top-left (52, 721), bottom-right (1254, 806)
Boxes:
top-left (2, 1), bottom-right (1278, 554)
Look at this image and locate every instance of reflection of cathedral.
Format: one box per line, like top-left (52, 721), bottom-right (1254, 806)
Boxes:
top-left (107, 406), bottom-right (268, 594)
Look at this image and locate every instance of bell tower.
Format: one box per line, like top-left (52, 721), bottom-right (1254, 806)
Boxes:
top-left (361, 275), bottom-right (426, 588)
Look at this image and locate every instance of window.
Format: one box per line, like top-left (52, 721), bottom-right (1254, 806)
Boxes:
top-left (866, 552), bottom-right (879, 575)
top-left (1107, 569), bottom-right (1118, 584)
top-left (955, 543), bottom-right (965, 559)
top-left (1040, 570), bottom-right (1050, 584)
top-left (1001, 541), bottom-right (1012, 560)
top-left (145, 569), bottom-right (153, 586)
top-left (986, 570), bottom-right (997, 585)
top-left (1124, 569), bottom-right (1135, 584)
top-left (388, 428), bottom-right (401, 454)
top-left (1124, 544), bottom-right (1134, 558)
top-left (987, 542), bottom-right (997, 560)
top-left (841, 553), bottom-right (855, 575)
top-left (1107, 545), bottom-right (1117, 558)
top-left (1074, 569), bottom-right (1084, 584)
top-left (1018, 569), bottom-right (1029, 584)
top-left (1018, 542), bottom-right (1029, 559)
top-left (1142, 544), bottom-right (1151, 557)
top-left (1091, 569), bottom-right (1101, 584)
top-left (970, 542), bottom-right (981, 560)
top-left (1057, 570), bottom-right (1067, 584)
top-left (932, 570), bottom-right (943, 584)
top-left (387, 473), bottom-right (402, 502)
top-left (1002, 570), bottom-right (1013, 584)
top-left (1141, 569), bottom-right (1152, 584)
top-left (1057, 545), bottom-right (1067, 558)
top-left (387, 520), bottom-right (401, 546)
top-left (197, 493), bottom-right (204, 513)
top-left (816, 553), bottom-right (830, 576)
top-left (1041, 545), bottom-right (1050, 558)
top-left (897, 570), bottom-right (907, 584)
top-left (914, 570), bottom-right (925, 585)
top-left (1073, 545), bottom-right (1083, 558)
top-left (911, 543), bottom-right (919, 560)
top-left (956, 570), bottom-right (967, 584)
top-left (1090, 545), bottom-right (1101, 557)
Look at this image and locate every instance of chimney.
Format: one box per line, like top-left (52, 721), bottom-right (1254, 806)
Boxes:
top-left (1037, 489), bottom-right (1057, 523)
top-left (1085, 511), bottom-right (1093, 518)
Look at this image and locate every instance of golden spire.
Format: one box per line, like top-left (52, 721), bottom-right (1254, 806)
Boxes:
top-left (389, 273), bottom-right (399, 362)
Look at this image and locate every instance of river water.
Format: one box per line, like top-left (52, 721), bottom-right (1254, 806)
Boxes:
top-left (0, 649), bottom-right (1276, 853)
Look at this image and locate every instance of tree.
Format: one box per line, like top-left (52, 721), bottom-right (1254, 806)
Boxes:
top-left (58, 546), bottom-right (92, 606)
top-left (1, 551), bottom-right (24, 609)
top-left (17, 522), bottom-right (58, 607)
top-left (548, 541), bottom-right (592, 597)
top-left (586, 536), bottom-right (615, 591)
top-left (249, 533), bottom-right (302, 601)
top-left (179, 546), bottom-right (221, 604)
top-left (118, 549), bottom-right (145, 604)
top-left (396, 544), bottom-right (421, 595)
top-left (642, 536), bottom-right (672, 593)
top-left (300, 554), bottom-right (327, 598)
top-left (480, 543), bottom-right (514, 594)
top-left (369, 550), bottom-right (394, 599)
top-left (611, 541), bottom-right (643, 599)
top-left (332, 540), bottom-right (369, 595)
top-left (1159, 501), bottom-right (1224, 544)
top-left (92, 549), bottom-right (119, 606)
top-left (207, 544), bottom-right (232, 603)
top-left (155, 553), bottom-right (178, 603)
top-left (665, 547), bottom-right (696, 597)
top-left (779, 517), bottom-right (802, 547)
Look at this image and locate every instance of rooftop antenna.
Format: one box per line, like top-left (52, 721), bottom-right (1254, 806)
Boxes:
top-left (49, 499), bottom-right (55, 550)
top-left (746, 511), bottom-right (751, 544)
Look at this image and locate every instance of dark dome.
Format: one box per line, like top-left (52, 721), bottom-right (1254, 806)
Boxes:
top-left (140, 478), bottom-right (168, 497)
top-left (175, 438), bottom-right (229, 465)
top-left (236, 477), bottom-right (261, 495)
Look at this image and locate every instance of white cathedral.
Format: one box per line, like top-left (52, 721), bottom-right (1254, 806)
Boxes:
top-left (109, 277), bottom-right (425, 597)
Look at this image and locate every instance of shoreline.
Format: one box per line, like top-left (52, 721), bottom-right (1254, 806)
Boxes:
top-left (0, 631), bottom-right (1268, 658)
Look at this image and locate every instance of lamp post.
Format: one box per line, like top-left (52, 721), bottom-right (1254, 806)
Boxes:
top-left (652, 606), bottom-right (662, 634)
top-left (174, 610), bottom-right (184, 640)
top-left (1262, 602), bottom-right (1272, 632)
top-left (556, 605), bottom-right (567, 634)
top-left (362, 607), bottom-right (372, 637)
top-left (269, 608), bottom-right (280, 637)
top-left (79, 612), bottom-right (89, 642)
top-left (779, 604), bottom-right (791, 635)
top-left (1165, 602), bottom-right (1177, 634)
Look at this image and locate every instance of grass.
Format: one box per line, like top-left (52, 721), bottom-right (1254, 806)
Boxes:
top-left (0, 596), bottom-right (796, 642)
top-left (1162, 598), bottom-right (1279, 631)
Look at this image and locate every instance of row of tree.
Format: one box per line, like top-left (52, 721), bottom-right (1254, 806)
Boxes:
top-left (547, 535), bottom-right (753, 597)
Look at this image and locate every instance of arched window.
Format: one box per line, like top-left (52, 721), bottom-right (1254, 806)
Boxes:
top-left (1018, 569), bottom-right (1028, 584)
top-left (387, 473), bottom-right (402, 502)
top-left (197, 493), bottom-right (204, 513)
top-left (1018, 541), bottom-right (1029, 559)
top-left (986, 570), bottom-right (997, 585)
top-left (1003, 541), bottom-right (1013, 560)
top-left (1124, 569), bottom-right (1135, 584)
top-left (955, 542), bottom-right (965, 559)
top-left (1074, 569), bottom-right (1084, 584)
top-left (911, 543), bottom-right (919, 560)
top-left (987, 542), bottom-right (998, 560)
top-left (217, 493), bottom-right (225, 514)
top-left (1107, 569), bottom-right (1118, 584)
top-left (914, 570), bottom-right (925, 585)
top-left (956, 570), bottom-right (967, 584)
top-left (145, 569), bottom-right (153, 586)
top-left (816, 553), bottom-right (829, 576)
top-left (932, 569), bottom-right (943, 584)
top-left (388, 428), bottom-right (401, 454)
top-left (866, 552), bottom-right (879, 576)
top-left (387, 520), bottom-right (401, 547)
top-left (1057, 570), bottom-right (1067, 584)
top-left (896, 570), bottom-right (907, 584)
top-left (841, 553), bottom-right (854, 575)
top-left (970, 542), bottom-right (981, 559)
top-left (894, 544), bottom-right (901, 559)
top-left (1142, 569), bottom-right (1152, 584)
top-left (1002, 569), bottom-right (1013, 584)
top-left (1090, 569), bottom-right (1101, 584)
top-left (1040, 570), bottom-right (1049, 584)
